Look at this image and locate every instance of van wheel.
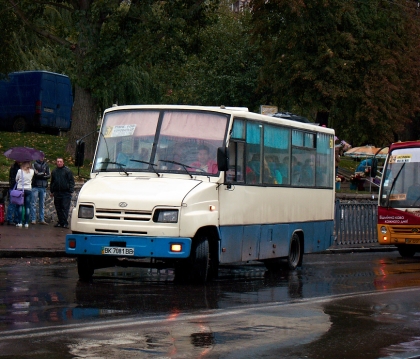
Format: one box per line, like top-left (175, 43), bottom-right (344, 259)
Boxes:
top-left (288, 233), bottom-right (302, 270)
top-left (77, 256), bottom-right (94, 281)
top-left (397, 246), bottom-right (416, 258)
top-left (12, 117), bottom-right (27, 132)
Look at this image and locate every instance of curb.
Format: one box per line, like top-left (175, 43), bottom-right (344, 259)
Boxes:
top-left (325, 246), bottom-right (397, 254)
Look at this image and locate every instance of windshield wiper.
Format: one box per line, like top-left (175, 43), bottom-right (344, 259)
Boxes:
top-left (100, 161), bottom-right (129, 176)
top-left (130, 160), bottom-right (160, 177)
top-left (159, 159), bottom-right (193, 178)
top-left (386, 163), bottom-right (405, 209)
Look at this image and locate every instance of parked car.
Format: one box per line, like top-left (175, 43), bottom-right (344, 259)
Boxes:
top-left (0, 71), bottom-right (73, 133)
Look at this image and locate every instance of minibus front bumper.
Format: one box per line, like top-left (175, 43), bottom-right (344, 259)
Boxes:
top-left (65, 234), bottom-right (192, 258)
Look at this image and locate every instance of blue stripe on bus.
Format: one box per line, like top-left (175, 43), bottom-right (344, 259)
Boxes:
top-left (219, 220), bottom-right (334, 263)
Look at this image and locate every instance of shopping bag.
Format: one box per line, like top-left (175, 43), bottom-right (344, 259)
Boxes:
top-left (10, 185), bottom-right (24, 206)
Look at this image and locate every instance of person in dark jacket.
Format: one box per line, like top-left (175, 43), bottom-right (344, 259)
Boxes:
top-left (50, 157), bottom-right (75, 228)
top-left (6, 161), bottom-right (20, 225)
top-left (31, 155), bottom-right (51, 225)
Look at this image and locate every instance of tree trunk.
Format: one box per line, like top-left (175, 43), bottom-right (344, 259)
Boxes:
top-left (65, 84), bottom-right (99, 162)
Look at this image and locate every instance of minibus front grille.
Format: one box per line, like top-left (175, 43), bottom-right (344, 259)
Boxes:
top-left (95, 229), bottom-right (119, 233)
top-left (390, 226), bottom-right (420, 234)
top-left (95, 209), bottom-right (152, 221)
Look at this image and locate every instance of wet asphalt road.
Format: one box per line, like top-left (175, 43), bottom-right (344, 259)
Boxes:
top-left (1, 251), bottom-right (420, 358)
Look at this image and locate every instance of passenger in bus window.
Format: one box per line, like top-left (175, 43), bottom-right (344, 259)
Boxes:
top-left (291, 156), bottom-right (301, 185)
top-left (280, 157), bottom-right (290, 184)
top-left (301, 158), bottom-right (315, 186)
top-left (190, 145), bottom-right (218, 174)
top-left (263, 160), bottom-right (276, 184)
top-left (264, 156), bottom-right (278, 184)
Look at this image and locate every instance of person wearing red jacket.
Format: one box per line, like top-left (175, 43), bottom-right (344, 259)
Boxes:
top-left (190, 145), bottom-right (218, 174)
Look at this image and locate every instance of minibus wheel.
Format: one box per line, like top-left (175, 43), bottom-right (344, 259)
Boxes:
top-left (287, 233), bottom-right (302, 270)
top-left (397, 245), bottom-right (416, 258)
top-left (77, 256), bottom-right (94, 281)
top-left (191, 237), bottom-right (209, 283)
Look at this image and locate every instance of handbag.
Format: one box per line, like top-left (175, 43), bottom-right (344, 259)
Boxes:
top-left (10, 170), bottom-right (24, 206)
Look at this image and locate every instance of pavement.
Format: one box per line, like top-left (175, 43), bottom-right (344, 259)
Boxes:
top-left (0, 221), bottom-right (70, 258)
top-left (0, 221), bottom-right (397, 258)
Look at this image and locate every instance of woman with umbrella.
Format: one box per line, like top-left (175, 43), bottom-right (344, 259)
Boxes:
top-left (3, 147), bottom-right (44, 227)
top-left (15, 162), bottom-right (34, 228)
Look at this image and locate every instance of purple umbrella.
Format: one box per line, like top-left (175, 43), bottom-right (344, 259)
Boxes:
top-left (3, 146), bottom-right (45, 162)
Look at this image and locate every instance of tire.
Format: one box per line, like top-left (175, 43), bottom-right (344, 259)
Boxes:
top-left (77, 256), bottom-right (95, 281)
top-left (263, 233), bottom-right (303, 271)
top-left (397, 246), bottom-right (416, 258)
top-left (174, 237), bottom-right (210, 284)
top-left (12, 117), bottom-right (27, 132)
top-left (191, 237), bottom-right (210, 283)
top-left (287, 233), bottom-right (302, 270)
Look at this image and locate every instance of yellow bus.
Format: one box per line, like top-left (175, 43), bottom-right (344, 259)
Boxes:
top-left (377, 141), bottom-right (420, 257)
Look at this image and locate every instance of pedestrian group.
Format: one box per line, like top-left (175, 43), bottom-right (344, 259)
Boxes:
top-left (6, 157), bottom-right (75, 229)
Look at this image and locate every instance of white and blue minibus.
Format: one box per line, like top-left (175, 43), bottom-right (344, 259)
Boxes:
top-left (66, 105), bottom-right (335, 283)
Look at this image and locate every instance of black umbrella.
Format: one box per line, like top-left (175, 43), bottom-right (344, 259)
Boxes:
top-left (4, 146), bottom-right (45, 162)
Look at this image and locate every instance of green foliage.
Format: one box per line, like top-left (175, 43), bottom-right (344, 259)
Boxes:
top-left (161, 5), bottom-right (264, 110)
top-left (3, 0), bottom-right (420, 153)
top-left (250, 0), bottom-right (420, 147)
top-left (0, 2), bottom-right (25, 74)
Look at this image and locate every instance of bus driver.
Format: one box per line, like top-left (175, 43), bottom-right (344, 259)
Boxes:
top-left (190, 145), bottom-right (218, 174)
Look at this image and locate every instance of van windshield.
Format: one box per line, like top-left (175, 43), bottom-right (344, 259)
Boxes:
top-left (93, 109), bottom-right (229, 176)
top-left (380, 148), bottom-right (420, 208)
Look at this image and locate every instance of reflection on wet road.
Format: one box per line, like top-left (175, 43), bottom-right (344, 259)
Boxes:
top-left (1, 252), bottom-right (420, 358)
top-left (2, 252), bottom-right (420, 325)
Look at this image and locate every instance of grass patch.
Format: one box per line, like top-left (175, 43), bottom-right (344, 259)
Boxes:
top-left (0, 131), bottom-right (91, 182)
top-left (339, 156), bottom-right (359, 172)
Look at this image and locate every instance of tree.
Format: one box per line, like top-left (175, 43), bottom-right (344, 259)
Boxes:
top-left (5, 0), bottom-right (220, 159)
top-left (250, 0), bottom-right (420, 146)
top-left (160, 4), bottom-right (264, 111)
top-left (0, 1), bottom-right (25, 75)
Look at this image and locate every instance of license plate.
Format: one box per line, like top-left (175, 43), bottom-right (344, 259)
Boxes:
top-left (405, 239), bottom-right (420, 244)
top-left (101, 247), bottom-right (135, 256)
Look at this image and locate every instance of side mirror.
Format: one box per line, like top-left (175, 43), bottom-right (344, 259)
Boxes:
top-left (75, 140), bottom-right (85, 167)
top-left (217, 147), bottom-right (229, 171)
top-left (371, 158), bottom-right (378, 177)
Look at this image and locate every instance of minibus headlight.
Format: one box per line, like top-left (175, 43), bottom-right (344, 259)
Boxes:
top-left (380, 226), bottom-right (387, 234)
top-left (154, 209), bottom-right (178, 223)
top-left (78, 205), bottom-right (94, 219)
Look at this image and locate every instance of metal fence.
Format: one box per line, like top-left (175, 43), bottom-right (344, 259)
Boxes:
top-left (334, 200), bottom-right (378, 245)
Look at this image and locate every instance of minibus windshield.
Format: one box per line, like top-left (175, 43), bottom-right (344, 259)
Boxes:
top-left (380, 148), bottom-right (420, 208)
top-left (93, 109), bottom-right (229, 176)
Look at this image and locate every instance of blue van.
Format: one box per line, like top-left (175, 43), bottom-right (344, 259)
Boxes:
top-left (0, 71), bottom-right (73, 133)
